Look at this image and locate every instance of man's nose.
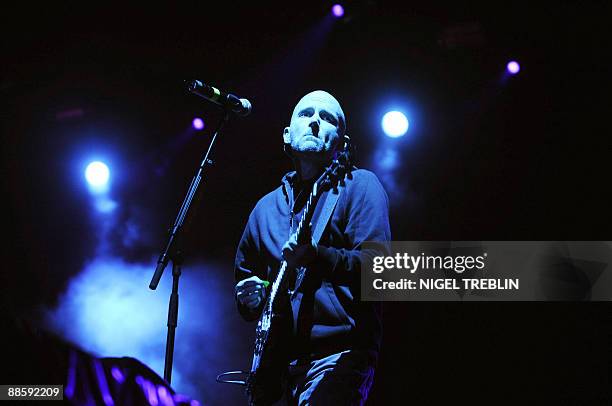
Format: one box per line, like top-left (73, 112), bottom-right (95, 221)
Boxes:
top-left (309, 118), bottom-right (319, 134)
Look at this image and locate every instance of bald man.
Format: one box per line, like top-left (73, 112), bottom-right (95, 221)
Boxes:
top-left (235, 91), bottom-right (391, 405)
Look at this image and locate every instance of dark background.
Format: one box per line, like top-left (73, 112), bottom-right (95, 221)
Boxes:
top-left (1, 2), bottom-right (610, 404)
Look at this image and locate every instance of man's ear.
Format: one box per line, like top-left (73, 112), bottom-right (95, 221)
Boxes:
top-left (282, 127), bottom-right (291, 144)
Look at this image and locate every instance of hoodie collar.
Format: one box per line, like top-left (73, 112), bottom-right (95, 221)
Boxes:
top-left (281, 170), bottom-right (317, 206)
top-left (281, 171), bottom-right (298, 205)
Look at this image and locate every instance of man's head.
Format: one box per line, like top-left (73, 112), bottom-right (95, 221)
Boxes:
top-left (283, 90), bottom-right (346, 162)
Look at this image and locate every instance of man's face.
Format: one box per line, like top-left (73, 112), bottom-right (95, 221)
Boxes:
top-left (284, 91), bottom-right (345, 158)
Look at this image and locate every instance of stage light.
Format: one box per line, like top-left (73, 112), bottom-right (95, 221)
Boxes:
top-left (192, 117), bottom-right (205, 131)
top-left (381, 111), bottom-right (409, 138)
top-left (85, 161), bottom-right (110, 188)
top-left (332, 4), bottom-right (344, 18)
top-left (507, 60), bottom-right (520, 75)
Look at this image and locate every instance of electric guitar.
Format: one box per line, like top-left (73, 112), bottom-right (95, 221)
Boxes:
top-left (246, 139), bottom-right (352, 405)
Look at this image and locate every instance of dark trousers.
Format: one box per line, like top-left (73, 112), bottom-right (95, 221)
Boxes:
top-left (285, 350), bottom-right (375, 406)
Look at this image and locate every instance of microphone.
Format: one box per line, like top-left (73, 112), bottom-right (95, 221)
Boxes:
top-left (186, 80), bottom-right (252, 117)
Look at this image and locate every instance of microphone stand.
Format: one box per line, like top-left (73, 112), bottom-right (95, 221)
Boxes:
top-left (149, 110), bottom-right (231, 384)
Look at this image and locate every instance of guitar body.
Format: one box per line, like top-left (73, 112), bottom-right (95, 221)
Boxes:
top-left (247, 307), bottom-right (290, 405)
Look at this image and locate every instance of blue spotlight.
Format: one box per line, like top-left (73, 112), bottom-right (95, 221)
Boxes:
top-left (381, 111), bottom-right (409, 138)
top-left (85, 161), bottom-right (110, 192)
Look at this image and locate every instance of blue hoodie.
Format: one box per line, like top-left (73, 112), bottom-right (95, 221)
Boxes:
top-left (235, 168), bottom-right (391, 362)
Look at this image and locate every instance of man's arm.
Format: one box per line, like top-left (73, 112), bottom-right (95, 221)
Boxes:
top-left (312, 171), bottom-right (391, 284)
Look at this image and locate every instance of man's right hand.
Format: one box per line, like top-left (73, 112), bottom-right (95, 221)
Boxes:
top-left (235, 276), bottom-right (267, 309)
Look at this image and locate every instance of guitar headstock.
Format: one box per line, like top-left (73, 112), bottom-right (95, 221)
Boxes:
top-left (315, 135), bottom-right (353, 194)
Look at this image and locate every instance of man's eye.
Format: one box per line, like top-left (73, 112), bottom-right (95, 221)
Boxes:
top-left (321, 113), bottom-right (337, 125)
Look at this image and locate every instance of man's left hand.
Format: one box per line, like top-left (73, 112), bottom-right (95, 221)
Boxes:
top-left (282, 224), bottom-right (318, 268)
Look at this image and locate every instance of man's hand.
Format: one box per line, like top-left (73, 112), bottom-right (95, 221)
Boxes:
top-left (282, 223), bottom-right (318, 268)
top-left (235, 276), bottom-right (267, 309)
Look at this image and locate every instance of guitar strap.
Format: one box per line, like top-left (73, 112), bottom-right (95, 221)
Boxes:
top-left (313, 187), bottom-right (342, 245)
top-left (312, 188), bottom-right (342, 247)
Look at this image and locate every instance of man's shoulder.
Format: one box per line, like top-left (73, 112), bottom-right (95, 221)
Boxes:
top-left (347, 168), bottom-right (381, 184)
top-left (344, 168), bottom-right (385, 192)
top-left (342, 168), bottom-right (389, 206)
top-left (252, 184), bottom-right (283, 213)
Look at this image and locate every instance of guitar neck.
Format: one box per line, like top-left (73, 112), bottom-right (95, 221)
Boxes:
top-left (266, 160), bottom-right (344, 306)
top-left (294, 185), bottom-right (319, 243)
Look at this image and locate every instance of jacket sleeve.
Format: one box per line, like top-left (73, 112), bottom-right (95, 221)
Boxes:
top-left (312, 171), bottom-right (391, 285)
top-left (234, 208), bottom-right (266, 321)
